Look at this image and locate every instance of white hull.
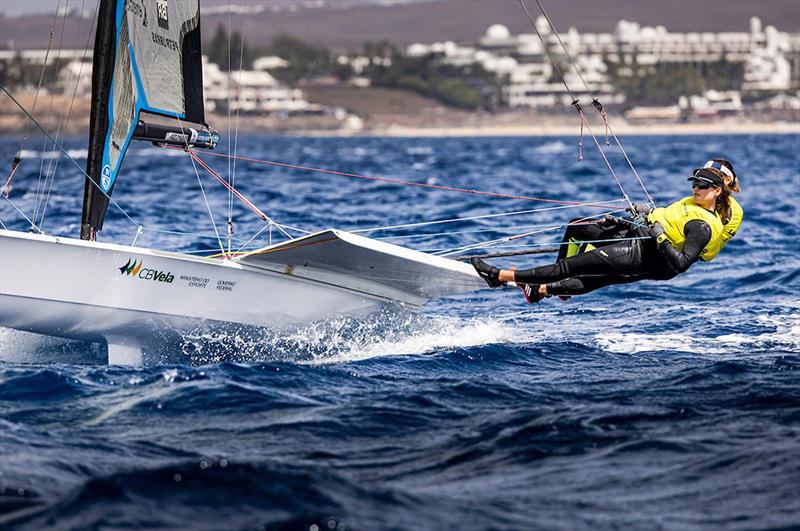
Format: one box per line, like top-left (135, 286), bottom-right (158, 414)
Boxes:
top-left (0, 229), bottom-right (483, 363)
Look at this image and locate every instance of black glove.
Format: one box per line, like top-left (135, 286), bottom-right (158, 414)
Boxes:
top-left (648, 222), bottom-right (669, 245)
top-left (626, 203), bottom-right (652, 217)
top-left (470, 258), bottom-right (504, 288)
top-left (598, 214), bottom-right (619, 228)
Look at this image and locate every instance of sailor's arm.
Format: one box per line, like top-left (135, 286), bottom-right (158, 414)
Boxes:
top-left (653, 219), bottom-right (711, 273)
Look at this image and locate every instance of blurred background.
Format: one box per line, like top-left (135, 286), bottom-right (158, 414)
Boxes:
top-left (1, 0), bottom-right (798, 136)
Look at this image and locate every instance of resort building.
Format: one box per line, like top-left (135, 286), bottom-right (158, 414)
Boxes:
top-left (407, 16), bottom-right (800, 109)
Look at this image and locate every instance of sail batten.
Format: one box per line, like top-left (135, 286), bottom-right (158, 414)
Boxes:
top-left (81, 0), bottom-right (213, 240)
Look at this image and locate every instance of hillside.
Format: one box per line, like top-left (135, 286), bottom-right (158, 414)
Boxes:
top-left (0, 0), bottom-right (797, 51)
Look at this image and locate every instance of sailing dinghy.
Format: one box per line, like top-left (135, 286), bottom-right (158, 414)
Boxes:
top-left (0, 0), bottom-right (484, 364)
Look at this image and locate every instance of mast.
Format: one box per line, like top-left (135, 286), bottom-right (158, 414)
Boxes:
top-left (81, 0), bottom-right (217, 241)
top-left (81, 0), bottom-right (118, 241)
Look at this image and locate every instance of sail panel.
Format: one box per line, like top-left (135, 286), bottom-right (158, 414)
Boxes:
top-left (82, 0), bottom-right (206, 239)
top-left (107, 10), bottom-right (137, 177)
top-left (128, 0), bottom-right (203, 123)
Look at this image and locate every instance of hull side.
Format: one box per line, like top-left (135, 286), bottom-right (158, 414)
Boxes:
top-left (0, 231), bottom-right (396, 350)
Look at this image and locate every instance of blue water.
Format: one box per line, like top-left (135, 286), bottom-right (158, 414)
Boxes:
top-left (1, 133), bottom-right (799, 529)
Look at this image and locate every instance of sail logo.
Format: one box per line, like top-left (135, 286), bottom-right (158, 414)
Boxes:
top-left (118, 258), bottom-right (175, 283)
top-left (156, 0), bottom-right (169, 30)
top-left (101, 164), bottom-right (112, 190)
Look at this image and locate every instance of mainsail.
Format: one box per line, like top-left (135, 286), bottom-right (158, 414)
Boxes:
top-left (81, 0), bottom-right (217, 240)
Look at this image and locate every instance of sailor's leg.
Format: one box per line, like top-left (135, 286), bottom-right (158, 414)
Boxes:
top-left (557, 218), bottom-right (611, 261)
top-left (515, 240), bottom-right (640, 285)
top-left (544, 274), bottom-right (640, 296)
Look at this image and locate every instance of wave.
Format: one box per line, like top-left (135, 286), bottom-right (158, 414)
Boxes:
top-left (17, 149), bottom-right (87, 160)
top-left (594, 311), bottom-right (800, 355)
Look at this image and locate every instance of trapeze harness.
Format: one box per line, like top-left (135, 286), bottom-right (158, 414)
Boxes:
top-left (514, 197), bottom-right (729, 296)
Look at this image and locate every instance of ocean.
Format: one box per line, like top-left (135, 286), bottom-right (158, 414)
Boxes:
top-left (1, 133), bottom-right (798, 530)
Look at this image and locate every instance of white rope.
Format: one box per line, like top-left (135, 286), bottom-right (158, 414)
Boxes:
top-left (434, 208), bottom-right (622, 256)
top-left (12, 0), bottom-right (61, 166)
top-left (350, 199), bottom-right (625, 234)
top-left (185, 149), bottom-right (227, 256)
top-left (529, 0), bottom-right (654, 206)
top-left (234, 221), bottom-right (271, 255)
top-left (40, 0), bottom-right (98, 231)
top-left (2, 194), bottom-right (44, 234)
top-left (33, 0), bottom-right (69, 227)
top-left (0, 87), bottom-right (141, 232)
top-left (375, 215), bottom-right (629, 242)
top-left (229, 1), bottom-right (246, 253)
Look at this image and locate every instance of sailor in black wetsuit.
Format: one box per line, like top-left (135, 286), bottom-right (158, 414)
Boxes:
top-left (471, 164), bottom-right (737, 302)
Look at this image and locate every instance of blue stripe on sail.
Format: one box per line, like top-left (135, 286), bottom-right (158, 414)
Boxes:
top-left (99, 0), bottom-right (186, 194)
top-left (99, 0), bottom-right (136, 193)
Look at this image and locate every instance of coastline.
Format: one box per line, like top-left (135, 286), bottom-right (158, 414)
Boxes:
top-left (1, 117), bottom-right (796, 139)
top-left (291, 121), bottom-right (800, 137)
top-left (0, 91), bottom-right (797, 139)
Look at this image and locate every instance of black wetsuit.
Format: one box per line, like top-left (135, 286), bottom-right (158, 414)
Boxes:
top-left (514, 218), bottom-right (712, 296)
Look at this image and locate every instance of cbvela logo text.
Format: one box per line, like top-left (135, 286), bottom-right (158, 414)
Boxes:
top-left (119, 258), bottom-right (174, 283)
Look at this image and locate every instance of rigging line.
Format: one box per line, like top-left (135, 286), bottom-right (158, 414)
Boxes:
top-left (9, 0), bottom-right (61, 166)
top-left (235, 221), bottom-right (314, 250)
top-left (350, 201), bottom-right (625, 234)
top-left (40, 0), bottom-right (98, 232)
top-left (185, 149), bottom-right (227, 257)
top-left (233, 221), bottom-right (271, 256)
top-left (577, 108), bottom-right (634, 210)
top-left (435, 209), bottom-right (620, 256)
top-left (531, 0), bottom-right (654, 206)
top-left (170, 147), bottom-right (620, 209)
top-left (433, 225), bottom-right (563, 256)
top-left (187, 150), bottom-right (293, 240)
top-left (174, 112), bottom-right (227, 256)
top-left (0, 215), bottom-right (7, 230)
top-left (517, 0), bottom-right (633, 208)
top-left (39, 0), bottom-right (94, 230)
top-left (146, 226), bottom-right (247, 242)
top-left (516, 0), bottom-right (574, 101)
top-left (229, 1), bottom-right (246, 250)
top-left (373, 218), bottom-right (616, 241)
top-left (226, 3), bottom-right (233, 250)
top-left (274, 222), bottom-right (312, 235)
top-left (425, 236), bottom-right (650, 254)
top-left (2, 194), bottom-right (44, 234)
top-left (34, 0), bottom-right (70, 227)
top-left (0, 85), bottom-right (140, 229)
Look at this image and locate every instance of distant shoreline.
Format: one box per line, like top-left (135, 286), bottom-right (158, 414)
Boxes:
top-left (291, 122), bottom-right (800, 138)
top-left (0, 123), bottom-right (797, 139)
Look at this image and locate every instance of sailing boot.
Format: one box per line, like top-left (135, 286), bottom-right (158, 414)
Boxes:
top-left (470, 258), bottom-right (504, 288)
top-left (519, 283), bottom-right (546, 304)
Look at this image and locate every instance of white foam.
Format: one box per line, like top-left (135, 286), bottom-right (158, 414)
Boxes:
top-left (595, 312), bottom-right (800, 355)
top-left (170, 312), bottom-right (522, 366)
top-left (312, 317), bottom-right (519, 365)
top-left (532, 140), bottom-right (571, 155)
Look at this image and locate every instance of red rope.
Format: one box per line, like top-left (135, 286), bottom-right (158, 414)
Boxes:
top-left (188, 150), bottom-right (268, 222)
top-left (167, 145), bottom-right (617, 209)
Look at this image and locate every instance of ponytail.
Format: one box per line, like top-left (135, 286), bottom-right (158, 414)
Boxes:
top-left (716, 185), bottom-right (732, 223)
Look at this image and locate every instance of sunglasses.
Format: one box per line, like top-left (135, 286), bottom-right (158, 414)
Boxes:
top-left (692, 181), bottom-right (713, 190)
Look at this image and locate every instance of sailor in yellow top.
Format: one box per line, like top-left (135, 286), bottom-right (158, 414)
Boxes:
top-left (471, 161), bottom-right (740, 303)
top-left (696, 159), bottom-right (743, 260)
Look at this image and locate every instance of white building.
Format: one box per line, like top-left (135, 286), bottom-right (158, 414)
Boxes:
top-left (407, 16), bottom-right (799, 109)
top-left (57, 59), bottom-right (92, 96)
top-left (203, 58), bottom-right (314, 115)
